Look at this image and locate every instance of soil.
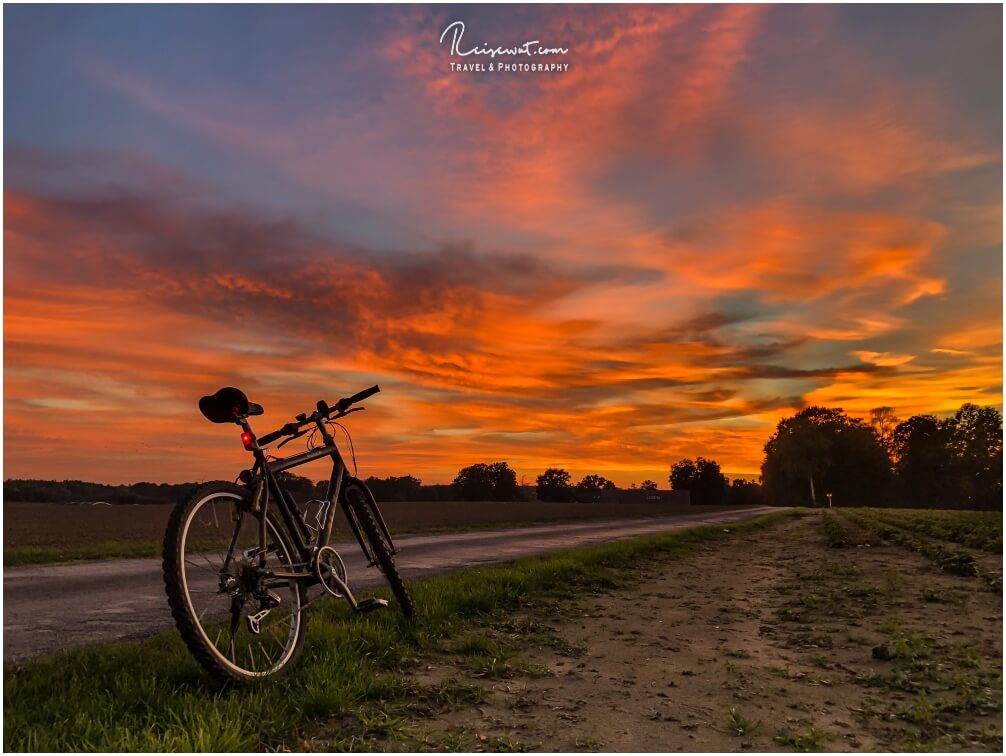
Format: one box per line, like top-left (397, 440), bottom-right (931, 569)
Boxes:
top-left (353, 514), bottom-right (1003, 752)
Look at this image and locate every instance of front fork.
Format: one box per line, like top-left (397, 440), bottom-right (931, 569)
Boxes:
top-left (340, 478), bottom-right (399, 566)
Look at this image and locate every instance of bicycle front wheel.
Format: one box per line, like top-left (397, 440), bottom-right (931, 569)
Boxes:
top-left (163, 482), bottom-right (308, 683)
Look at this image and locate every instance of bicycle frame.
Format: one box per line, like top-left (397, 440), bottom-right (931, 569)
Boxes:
top-left (236, 415), bottom-right (396, 583)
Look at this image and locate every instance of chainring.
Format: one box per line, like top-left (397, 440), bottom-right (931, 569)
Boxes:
top-left (314, 545), bottom-right (348, 598)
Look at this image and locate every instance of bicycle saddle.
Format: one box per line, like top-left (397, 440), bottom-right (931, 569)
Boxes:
top-left (198, 387), bottom-right (264, 423)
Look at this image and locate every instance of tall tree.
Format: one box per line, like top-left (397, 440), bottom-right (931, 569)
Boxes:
top-left (893, 405), bottom-right (1003, 509)
top-left (762, 407), bottom-right (892, 507)
top-left (946, 404), bottom-right (1003, 508)
top-left (892, 414), bottom-right (955, 505)
top-left (869, 406), bottom-right (900, 461)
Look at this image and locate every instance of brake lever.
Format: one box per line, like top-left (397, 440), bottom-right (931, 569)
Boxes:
top-left (331, 407), bottom-right (365, 421)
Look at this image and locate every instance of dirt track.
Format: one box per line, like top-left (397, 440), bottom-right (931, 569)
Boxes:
top-left (365, 514), bottom-right (1002, 752)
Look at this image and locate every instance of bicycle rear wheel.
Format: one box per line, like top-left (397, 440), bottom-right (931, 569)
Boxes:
top-left (163, 482), bottom-right (308, 683)
top-left (344, 483), bottom-right (415, 617)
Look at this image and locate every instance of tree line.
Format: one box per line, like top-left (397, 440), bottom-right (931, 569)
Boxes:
top-left (2, 479), bottom-right (204, 505)
top-left (5, 402), bottom-right (1000, 509)
top-left (4, 463), bottom-right (659, 506)
top-left (668, 402), bottom-right (1002, 510)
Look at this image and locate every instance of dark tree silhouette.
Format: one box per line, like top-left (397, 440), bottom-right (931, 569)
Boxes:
top-left (894, 404), bottom-right (1003, 509)
top-left (640, 479), bottom-right (659, 492)
top-left (574, 474), bottom-right (615, 501)
top-left (363, 475), bottom-right (423, 501)
top-left (536, 467), bottom-right (574, 502)
top-left (892, 414), bottom-right (956, 506)
top-left (274, 471), bottom-right (318, 502)
top-left (726, 479), bottom-right (764, 507)
top-left (3, 479), bottom-right (203, 505)
top-left (947, 404), bottom-right (1003, 508)
top-left (761, 407), bottom-right (891, 507)
top-left (869, 406), bottom-right (900, 461)
top-left (452, 461), bottom-right (520, 501)
top-left (669, 457), bottom-right (728, 505)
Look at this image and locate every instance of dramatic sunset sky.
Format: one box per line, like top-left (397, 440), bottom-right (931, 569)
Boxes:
top-left (4, 5), bottom-right (1002, 485)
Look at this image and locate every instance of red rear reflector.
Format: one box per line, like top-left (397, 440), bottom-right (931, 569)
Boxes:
top-left (241, 432), bottom-right (255, 450)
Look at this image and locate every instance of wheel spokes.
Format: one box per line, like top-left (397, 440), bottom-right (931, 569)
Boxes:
top-left (180, 493), bottom-right (302, 676)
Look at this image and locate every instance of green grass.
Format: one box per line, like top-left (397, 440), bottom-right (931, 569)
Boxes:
top-left (821, 512), bottom-right (850, 548)
top-left (6, 536), bottom-right (255, 566)
top-left (723, 706), bottom-right (761, 736)
top-left (874, 631), bottom-right (932, 662)
top-left (774, 726), bottom-right (827, 751)
top-left (861, 509), bottom-right (1002, 553)
top-left (4, 542), bottom-right (164, 566)
top-left (4, 510), bottom-right (797, 751)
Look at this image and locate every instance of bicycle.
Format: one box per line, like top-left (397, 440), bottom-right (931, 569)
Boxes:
top-left (162, 384), bottom-right (414, 683)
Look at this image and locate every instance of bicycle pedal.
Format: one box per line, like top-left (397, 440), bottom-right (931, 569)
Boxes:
top-left (355, 598), bottom-right (388, 613)
top-left (247, 608), bottom-right (270, 634)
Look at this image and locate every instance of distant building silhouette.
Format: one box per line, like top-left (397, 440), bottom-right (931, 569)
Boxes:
top-left (594, 488), bottom-right (690, 506)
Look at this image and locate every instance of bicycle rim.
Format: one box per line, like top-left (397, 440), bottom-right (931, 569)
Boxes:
top-left (178, 491), bottom-right (304, 678)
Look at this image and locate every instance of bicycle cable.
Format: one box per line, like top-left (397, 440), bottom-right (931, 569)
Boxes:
top-left (332, 421), bottom-right (358, 477)
top-left (304, 419), bottom-right (358, 477)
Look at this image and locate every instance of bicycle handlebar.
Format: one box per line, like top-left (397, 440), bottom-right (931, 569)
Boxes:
top-left (257, 385), bottom-right (380, 446)
top-left (341, 384), bottom-right (381, 410)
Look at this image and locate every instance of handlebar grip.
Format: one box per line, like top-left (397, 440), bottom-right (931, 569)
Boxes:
top-left (346, 384), bottom-right (380, 406)
top-left (258, 421), bottom-right (302, 445)
top-left (258, 429), bottom-right (283, 445)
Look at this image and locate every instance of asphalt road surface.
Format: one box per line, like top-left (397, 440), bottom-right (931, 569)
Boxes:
top-left (4, 507), bottom-right (777, 661)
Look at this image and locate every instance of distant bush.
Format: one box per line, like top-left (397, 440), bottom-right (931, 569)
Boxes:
top-left (726, 479), bottom-right (764, 507)
top-left (536, 468), bottom-right (574, 502)
top-left (669, 457), bottom-right (728, 505)
top-left (452, 461), bottom-right (521, 501)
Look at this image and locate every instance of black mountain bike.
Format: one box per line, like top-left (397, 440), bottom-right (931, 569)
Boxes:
top-left (162, 385), bottom-right (414, 683)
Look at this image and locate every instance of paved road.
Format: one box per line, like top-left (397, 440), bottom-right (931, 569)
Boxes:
top-left (4, 507), bottom-right (777, 660)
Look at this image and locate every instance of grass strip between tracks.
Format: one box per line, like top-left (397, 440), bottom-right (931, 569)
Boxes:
top-left (4, 509), bottom-right (797, 751)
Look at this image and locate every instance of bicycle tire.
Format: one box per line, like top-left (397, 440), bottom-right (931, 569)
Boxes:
top-left (344, 484), bottom-right (416, 617)
top-left (163, 482), bottom-right (308, 683)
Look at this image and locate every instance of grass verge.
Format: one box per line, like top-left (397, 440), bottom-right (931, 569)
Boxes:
top-left (4, 510), bottom-right (796, 751)
top-left (4, 542), bottom-right (164, 566)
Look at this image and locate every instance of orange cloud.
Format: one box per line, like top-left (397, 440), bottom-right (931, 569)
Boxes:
top-left (5, 6), bottom-right (1001, 485)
